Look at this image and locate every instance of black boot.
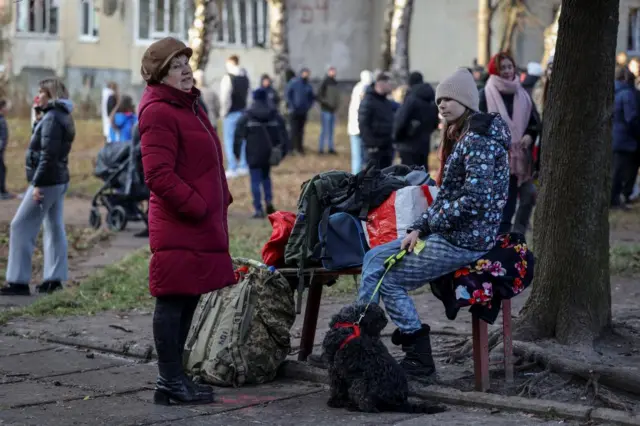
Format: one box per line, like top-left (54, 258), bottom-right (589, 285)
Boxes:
top-left (154, 361), bottom-right (215, 405)
top-left (36, 281), bottom-right (63, 294)
top-left (0, 283), bottom-right (30, 296)
top-left (392, 324), bottom-right (436, 380)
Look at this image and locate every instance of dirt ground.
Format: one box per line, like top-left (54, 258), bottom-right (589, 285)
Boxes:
top-left (0, 195), bottom-right (93, 226)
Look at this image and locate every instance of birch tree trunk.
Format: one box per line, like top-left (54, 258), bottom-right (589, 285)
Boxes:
top-left (516, 0), bottom-right (617, 345)
top-left (187, 0), bottom-right (222, 72)
top-left (379, 0), bottom-right (395, 71)
top-left (477, 0), bottom-right (492, 66)
top-left (268, 0), bottom-right (290, 102)
top-left (390, 0), bottom-right (414, 85)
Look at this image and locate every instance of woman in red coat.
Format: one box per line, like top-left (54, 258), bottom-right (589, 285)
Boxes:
top-left (138, 37), bottom-right (236, 405)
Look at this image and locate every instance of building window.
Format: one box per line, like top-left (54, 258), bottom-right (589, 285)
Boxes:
top-left (629, 8), bottom-right (640, 53)
top-left (15, 0), bottom-right (59, 35)
top-left (137, 0), bottom-right (193, 42)
top-left (80, 0), bottom-right (99, 40)
top-left (217, 0), bottom-right (268, 47)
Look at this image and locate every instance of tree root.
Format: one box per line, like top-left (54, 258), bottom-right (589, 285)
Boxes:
top-left (583, 371), bottom-right (631, 411)
top-left (513, 341), bottom-right (640, 397)
top-left (517, 366), bottom-right (551, 398)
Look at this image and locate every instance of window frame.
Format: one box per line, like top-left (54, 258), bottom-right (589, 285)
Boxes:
top-left (629, 7), bottom-right (640, 55)
top-left (134, 0), bottom-right (191, 45)
top-left (14, 0), bottom-right (60, 38)
top-left (215, 0), bottom-right (268, 48)
top-left (79, 0), bottom-right (99, 42)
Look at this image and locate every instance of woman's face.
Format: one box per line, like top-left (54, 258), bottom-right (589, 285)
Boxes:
top-left (162, 54), bottom-right (194, 92)
top-left (37, 89), bottom-right (50, 107)
top-left (499, 58), bottom-right (515, 81)
top-left (630, 61), bottom-right (640, 78)
top-left (437, 98), bottom-right (466, 123)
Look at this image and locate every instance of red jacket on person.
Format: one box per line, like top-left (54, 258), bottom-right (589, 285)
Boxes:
top-left (138, 83), bottom-right (235, 297)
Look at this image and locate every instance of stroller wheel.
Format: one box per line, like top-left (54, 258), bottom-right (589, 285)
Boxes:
top-left (89, 208), bottom-right (102, 230)
top-left (107, 206), bottom-right (128, 231)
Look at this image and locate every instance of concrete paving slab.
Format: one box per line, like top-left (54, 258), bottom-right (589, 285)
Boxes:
top-left (0, 348), bottom-right (129, 379)
top-left (43, 363), bottom-right (157, 394)
top-left (0, 336), bottom-right (54, 357)
top-left (0, 381), bottom-right (88, 409)
top-left (0, 394), bottom-right (199, 426)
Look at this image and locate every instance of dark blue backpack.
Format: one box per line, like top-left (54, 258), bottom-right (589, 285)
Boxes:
top-left (317, 212), bottom-right (369, 271)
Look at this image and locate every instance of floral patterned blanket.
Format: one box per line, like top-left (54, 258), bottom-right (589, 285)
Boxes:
top-left (430, 233), bottom-right (534, 324)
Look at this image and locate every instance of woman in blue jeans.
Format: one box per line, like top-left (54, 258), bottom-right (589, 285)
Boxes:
top-left (0, 78), bottom-right (75, 296)
top-left (358, 68), bottom-right (511, 380)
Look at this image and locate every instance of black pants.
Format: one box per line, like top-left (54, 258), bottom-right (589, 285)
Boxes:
top-left (153, 295), bottom-right (200, 365)
top-left (612, 151), bottom-right (637, 206)
top-left (499, 175), bottom-right (536, 235)
top-left (399, 152), bottom-right (427, 168)
top-left (0, 150), bottom-right (6, 194)
top-left (289, 113), bottom-right (307, 154)
top-left (622, 150), bottom-right (640, 200)
top-left (364, 147), bottom-right (394, 170)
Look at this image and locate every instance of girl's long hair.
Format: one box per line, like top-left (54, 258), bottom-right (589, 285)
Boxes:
top-left (435, 109), bottom-right (474, 186)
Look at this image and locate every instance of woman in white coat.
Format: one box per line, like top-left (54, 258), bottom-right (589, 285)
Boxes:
top-left (347, 70), bottom-right (373, 174)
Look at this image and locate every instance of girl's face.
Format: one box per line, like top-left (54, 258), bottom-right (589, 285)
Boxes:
top-left (630, 60), bottom-right (640, 78)
top-left (37, 89), bottom-right (50, 107)
top-left (437, 98), bottom-right (466, 123)
top-left (499, 58), bottom-right (516, 81)
top-left (162, 54), bottom-right (194, 92)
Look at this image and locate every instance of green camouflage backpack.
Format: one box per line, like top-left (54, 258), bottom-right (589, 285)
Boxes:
top-left (183, 258), bottom-right (295, 387)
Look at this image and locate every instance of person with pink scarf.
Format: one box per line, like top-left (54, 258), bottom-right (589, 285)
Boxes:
top-left (479, 52), bottom-right (540, 235)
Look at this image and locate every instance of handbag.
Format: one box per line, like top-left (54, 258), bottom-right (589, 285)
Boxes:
top-left (258, 122), bottom-right (282, 166)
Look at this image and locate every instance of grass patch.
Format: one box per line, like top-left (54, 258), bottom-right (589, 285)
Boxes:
top-left (610, 243), bottom-right (640, 276)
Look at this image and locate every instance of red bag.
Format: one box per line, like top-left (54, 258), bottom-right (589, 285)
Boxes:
top-left (261, 211), bottom-right (297, 267)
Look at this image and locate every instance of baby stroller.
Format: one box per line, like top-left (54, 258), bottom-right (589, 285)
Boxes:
top-left (90, 140), bottom-right (149, 232)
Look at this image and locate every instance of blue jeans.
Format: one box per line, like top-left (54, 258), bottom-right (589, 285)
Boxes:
top-left (6, 184), bottom-right (69, 285)
top-left (318, 111), bottom-right (336, 152)
top-left (350, 135), bottom-right (363, 174)
top-left (249, 167), bottom-right (273, 213)
top-left (223, 111), bottom-right (247, 172)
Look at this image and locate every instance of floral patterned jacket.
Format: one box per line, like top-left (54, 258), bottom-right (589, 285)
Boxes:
top-left (410, 112), bottom-right (511, 251)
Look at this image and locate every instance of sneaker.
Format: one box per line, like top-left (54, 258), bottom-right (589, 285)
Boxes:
top-left (225, 170), bottom-right (238, 179)
top-left (0, 283), bottom-right (31, 296)
top-left (252, 211), bottom-right (266, 219)
top-left (328, 150), bottom-right (338, 156)
top-left (265, 203), bottom-right (276, 215)
top-left (36, 281), bottom-right (63, 294)
top-left (237, 167), bottom-right (249, 177)
top-left (134, 229), bottom-right (149, 238)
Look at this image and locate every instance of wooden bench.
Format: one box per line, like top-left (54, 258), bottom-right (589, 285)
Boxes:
top-left (278, 267), bottom-right (513, 392)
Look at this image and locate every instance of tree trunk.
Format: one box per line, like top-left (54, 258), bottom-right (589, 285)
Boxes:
top-left (268, 0), bottom-right (290, 99)
top-left (379, 0), bottom-right (395, 72)
top-left (498, 0), bottom-right (520, 55)
top-left (477, 0), bottom-right (492, 66)
top-left (517, 0), bottom-right (617, 345)
top-left (187, 0), bottom-right (222, 72)
top-left (390, 0), bottom-right (414, 84)
top-left (541, 5), bottom-right (561, 66)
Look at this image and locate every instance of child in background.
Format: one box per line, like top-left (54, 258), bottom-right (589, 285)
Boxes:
top-left (109, 95), bottom-right (138, 143)
top-left (0, 100), bottom-right (10, 199)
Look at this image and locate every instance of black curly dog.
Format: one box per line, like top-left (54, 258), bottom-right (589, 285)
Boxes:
top-left (321, 303), bottom-right (447, 414)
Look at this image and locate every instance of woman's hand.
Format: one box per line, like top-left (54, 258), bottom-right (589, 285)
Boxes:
top-left (401, 230), bottom-right (421, 252)
top-left (32, 187), bottom-right (43, 203)
top-left (521, 134), bottom-right (533, 148)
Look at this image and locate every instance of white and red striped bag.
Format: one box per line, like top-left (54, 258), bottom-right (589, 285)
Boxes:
top-left (363, 185), bottom-right (439, 248)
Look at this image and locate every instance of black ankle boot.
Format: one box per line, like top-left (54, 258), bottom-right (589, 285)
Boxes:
top-left (37, 281), bottom-right (62, 294)
top-left (0, 283), bottom-right (31, 296)
top-left (392, 324), bottom-right (436, 380)
top-left (154, 361), bottom-right (215, 405)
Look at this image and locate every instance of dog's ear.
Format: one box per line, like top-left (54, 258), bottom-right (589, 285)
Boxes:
top-left (328, 304), bottom-right (358, 328)
top-left (359, 303), bottom-right (388, 336)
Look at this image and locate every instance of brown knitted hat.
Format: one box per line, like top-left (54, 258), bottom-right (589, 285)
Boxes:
top-left (141, 37), bottom-right (193, 83)
top-left (435, 68), bottom-right (480, 112)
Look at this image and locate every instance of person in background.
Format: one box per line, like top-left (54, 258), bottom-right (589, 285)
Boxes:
top-left (260, 74), bottom-right (280, 110)
top-left (617, 51), bottom-right (629, 68)
top-left (286, 67), bottom-right (314, 155)
top-left (480, 52), bottom-right (539, 235)
top-left (359, 72), bottom-right (395, 169)
top-left (316, 66), bottom-right (340, 155)
top-left (130, 121), bottom-right (150, 239)
top-left (109, 95), bottom-right (138, 143)
top-left (234, 88), bottom-right (289, 218)
top-left (193, 70), bottom-right (221, 132)
top-left (612, 66), bottom-right (640, 209)
top-left (625, 57), bottom-right (640, 202)
top-left (0, 79), bottom-right (75, 296)
top-left (101, 82), bottom-right (118, 143)
top-left (220, 54), bottom-right (250, 179)
top-left (347, 70), bottom-right (373, 174)
top-left (521, 62), bottom-right (543, 96)
top-left (0, 100), bottom-right (11, 199)
top-left (393, 71), bottom-right (439, 167)
top-left (138, 37), bottom-right (234, 405)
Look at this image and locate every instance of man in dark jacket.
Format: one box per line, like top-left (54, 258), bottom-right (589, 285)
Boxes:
top-left (0, 100), bottom-right (10, 199)
top-left (612, 66), bottom-right (640, 208)
top-left (235, 88), bottom-right (290, 218)
top-left (392, 72), bottom-right (439, 167)
top-left (358, 72), bottom-right (395, 169)
top-left (261, 74), bottom-right (280, 110)
top-left (285, 67), bottom-right (314, 155)
top-left (316, 66), bottom-right (340, 154)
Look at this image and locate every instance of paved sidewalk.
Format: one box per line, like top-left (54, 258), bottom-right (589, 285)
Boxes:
top-left (0, 335), bottom-right (579, 426)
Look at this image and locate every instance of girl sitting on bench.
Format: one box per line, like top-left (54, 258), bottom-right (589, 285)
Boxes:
top-left (358, 68), bottom-right (512, 381)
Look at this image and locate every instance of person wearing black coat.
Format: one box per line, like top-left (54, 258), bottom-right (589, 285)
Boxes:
top-left (1, 79), bottom-right (75, 296)
top-left (234, 88), bottom-right (290, 218)
top-left (393, 72), bottom-right (439, 167)
top-left (359, 72), bottom-right (395, 169)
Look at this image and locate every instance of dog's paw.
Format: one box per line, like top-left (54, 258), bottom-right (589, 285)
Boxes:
top-left (327, 398), bottom-right (346, 409)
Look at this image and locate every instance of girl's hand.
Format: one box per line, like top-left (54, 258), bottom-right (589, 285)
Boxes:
top-left (32, 187), bottom-right (43, 202)
top-left (521, 134), bottom-right (533, 147)
top-left (401, 230), bottom-right (420, 252)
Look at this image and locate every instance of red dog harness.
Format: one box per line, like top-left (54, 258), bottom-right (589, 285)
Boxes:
top-left (333, 322), bottom-right (361, 350)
